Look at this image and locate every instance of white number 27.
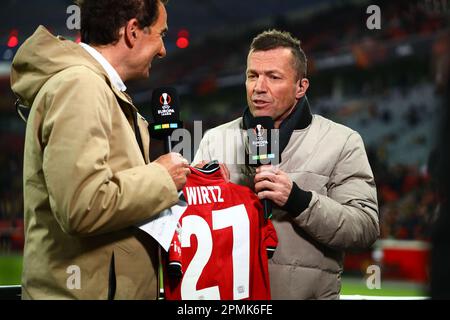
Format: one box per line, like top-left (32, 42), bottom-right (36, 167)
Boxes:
top-left (180, 204), bottom-right (250, 300)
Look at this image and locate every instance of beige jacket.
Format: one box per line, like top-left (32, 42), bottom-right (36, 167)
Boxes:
top-left (10, 26), bottom-right (179, 299)
top-left (194, 104), bottom-right (379, 299)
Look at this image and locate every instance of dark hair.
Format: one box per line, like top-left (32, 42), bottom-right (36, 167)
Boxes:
top-left (250, 29), bottom-right (307, 79)
top-left (75, 0), bottom-right (168, 45)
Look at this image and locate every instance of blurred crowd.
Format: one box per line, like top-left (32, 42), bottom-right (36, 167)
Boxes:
top-left (0, 0), bottom-right (448, 253)
top-left (370, 150), bottom-right (437, 241)
top-left (145, 0), bottom-right (448, 91)
top-left (0, 136), bottom-right (24, 252)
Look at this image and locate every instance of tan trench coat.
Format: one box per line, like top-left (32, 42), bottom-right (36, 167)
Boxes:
top-left (11, 26), bottom-right (179, 299)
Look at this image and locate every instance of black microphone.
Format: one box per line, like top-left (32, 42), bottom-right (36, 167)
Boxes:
top-left (149, 87), bottom-right (183, 153)
top-left (247, 117), bottom-right (279, 219)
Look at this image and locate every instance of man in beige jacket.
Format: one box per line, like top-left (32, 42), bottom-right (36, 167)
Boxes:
top-left (194, 30), bottom-right (380, 299)
top-left (10, 0), bottom-right (190, 299)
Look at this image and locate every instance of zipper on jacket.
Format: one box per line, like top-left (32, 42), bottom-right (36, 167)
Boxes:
top-left (116, 96), bottom-right (147, 163)
top-left (107, 252), bottom-right (116, 300)
top-left (132, 111), bottom-right (146, 163)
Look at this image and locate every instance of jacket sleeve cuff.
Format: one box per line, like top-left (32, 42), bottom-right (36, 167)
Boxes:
top-left (282, 182), bottom-right (312, 218)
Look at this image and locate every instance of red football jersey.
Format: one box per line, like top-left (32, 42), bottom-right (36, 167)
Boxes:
top-left (164, 166), bottom-right (278, 300)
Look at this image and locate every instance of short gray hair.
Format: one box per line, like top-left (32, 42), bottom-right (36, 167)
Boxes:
top-left (250, 29), bottom-right (307, 79)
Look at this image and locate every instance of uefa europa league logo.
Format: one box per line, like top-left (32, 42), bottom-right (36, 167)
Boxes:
top-left (157, 92), bottom-right (175, 116)
top-left (160, 93), bottom-right (172, 110)
top-left (255, 124), bottom-right (264, 142)
top-left (253, 124), bottom-right (268, 147)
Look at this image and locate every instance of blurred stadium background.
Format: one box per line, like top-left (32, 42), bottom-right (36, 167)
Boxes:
top-left (0, 0), bottom-right (449, 299)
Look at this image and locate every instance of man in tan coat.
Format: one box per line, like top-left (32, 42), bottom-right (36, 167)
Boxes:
top-left (10, 0), bottom-right (190, 299)
top-left (194, 30), bottom-right (380, 299)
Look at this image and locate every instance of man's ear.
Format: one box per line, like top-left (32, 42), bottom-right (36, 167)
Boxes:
top-left (296, 78), bottom-right (309, 99)
top-left (123, 18), bottom-right (140, 48)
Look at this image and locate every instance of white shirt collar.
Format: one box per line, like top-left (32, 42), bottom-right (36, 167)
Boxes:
top-left (79, 42), bottom-right (127, 92)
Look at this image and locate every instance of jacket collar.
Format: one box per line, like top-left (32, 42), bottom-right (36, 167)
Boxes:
top-left (291, 96), bottom-right (313, 130)
top-left (79, 42), bottom-right (127, 92)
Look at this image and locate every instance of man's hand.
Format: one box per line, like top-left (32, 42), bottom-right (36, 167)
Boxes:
top-left (154, 153), bottom-right (190, 191)
top-left (254, 165), bottom-right (293, 207)
top-left (194, 160), bottom-right (230, 183)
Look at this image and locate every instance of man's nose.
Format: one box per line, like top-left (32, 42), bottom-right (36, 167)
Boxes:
top-left (254, 76), bottom-right (267, 93)
top-left (157, 43), bottom-right (167, 58)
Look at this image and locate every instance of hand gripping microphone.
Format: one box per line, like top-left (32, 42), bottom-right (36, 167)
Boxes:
top-left (149, 87), bottom-right (183, 153)
top-left (247, 116), bottom-right (280, 219)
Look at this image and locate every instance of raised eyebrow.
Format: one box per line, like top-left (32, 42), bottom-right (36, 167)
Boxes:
top-left (247, 68), bottom-right (281, 74)
top-left (265, 70), bottom-right (282, 76)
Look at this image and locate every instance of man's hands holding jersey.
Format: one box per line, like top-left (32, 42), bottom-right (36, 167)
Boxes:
top-left (154, 152), bottom-right (190, 191)
top-left (192, 162), bottom-right (294, 208)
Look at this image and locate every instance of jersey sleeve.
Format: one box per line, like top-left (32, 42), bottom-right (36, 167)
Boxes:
top-left (167, 222), bottom-right (183, 278)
